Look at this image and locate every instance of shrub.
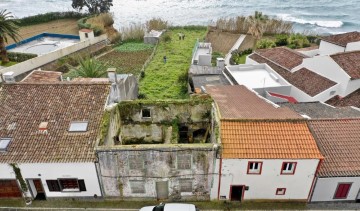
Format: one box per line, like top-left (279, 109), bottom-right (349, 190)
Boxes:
top-left (92, 26), bottom-right (103, 36)
top-left (256, 39), bottom-right (276, 49)
top-left (287, 34), bottom-right (310, 49)
top-left (162, 34), bottom-right (172, 42)
top-left (120, 24), bottom-right (145, 41)
top-left (100, 13), bottom-right (114, 27)
top-left (69, 57), bottom-right (108, 78)
top-left (5, 52), bottom-right (37, 62)
top-left (109, 32), bottom-right (122, 44)
top-left (243, 48), bottom-right (253, 54)
top-left (146, 18), bottom-right (168, 31)
top-left (77, 17), bottom-right (91, 29)
top-left (275, 34), bottom-right (289, 46)
top-left (17, 12), bottom-right (87, 27)
top-left (138, 93), bottom-right (147, 99)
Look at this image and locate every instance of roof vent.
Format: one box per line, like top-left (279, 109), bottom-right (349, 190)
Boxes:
top-left (3, 72), bottom-right (15, 83)
top-left (38, 122), bottom-right (48, 134)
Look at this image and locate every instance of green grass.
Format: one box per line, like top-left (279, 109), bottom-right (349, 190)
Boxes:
top-left (0, 61), bottom-right (18, 67)
top-left (114, 42), bottom-right (155, 52)
top-left (0, 199), bottom-right (306, 210)
top-left (139, 28), bottom-right (207, 99)
top-left (234, 53), bottom-right (250, 64)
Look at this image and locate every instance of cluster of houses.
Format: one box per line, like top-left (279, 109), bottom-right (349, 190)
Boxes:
top-left (0, 32), bottom-right (360, 204)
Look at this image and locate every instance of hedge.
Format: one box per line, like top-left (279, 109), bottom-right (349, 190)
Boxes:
top-left (17, 12), bottom-right (88, 27)
top-left (5, 52), bottom-right (37, 62)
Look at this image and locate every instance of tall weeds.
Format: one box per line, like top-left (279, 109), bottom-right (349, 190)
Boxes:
top-left (120, 23), bottom-right (145, 41)
top-left (146, 18), bottom-right (168, 32)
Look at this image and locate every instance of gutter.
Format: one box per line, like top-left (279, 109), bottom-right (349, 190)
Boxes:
top-left (307, 158), bottom-right (323, 202)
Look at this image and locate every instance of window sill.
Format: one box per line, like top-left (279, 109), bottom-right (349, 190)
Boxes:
top-left (61, 188), bottom-right (80, 192)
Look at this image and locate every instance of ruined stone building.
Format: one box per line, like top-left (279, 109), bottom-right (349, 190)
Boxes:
top-left (96, 96), bottom-right (219, 200)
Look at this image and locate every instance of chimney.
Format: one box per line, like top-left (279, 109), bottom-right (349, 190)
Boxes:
top-left (109, 83), bottom-right (120, 104)
top-left (216, 58), bottom-right (225, 70)
top-left (107, 68), bottom-right (117, 83)
top-left (3, 72), bottom-right (15, 83)
top-left (38, 122), bottom-right (48, 134)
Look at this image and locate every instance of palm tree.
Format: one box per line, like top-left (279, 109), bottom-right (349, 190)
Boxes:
top-left (0, 10), bottom-right (20, 64)
top-left (69, 57), bottom-right (108, 78)
top-left (247, 11), bottom-right (268, 50)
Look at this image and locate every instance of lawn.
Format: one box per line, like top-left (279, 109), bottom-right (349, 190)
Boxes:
top-left (140, 27), bottom-right (207, 99)
top-left (0, 198), bottom-right (306, 210)
top-left (0, 61), bottom-right (18, 67)
top-left (98, 42), bottom-right (154, 76)
top-left (233, 53), bottom-right (250, 64)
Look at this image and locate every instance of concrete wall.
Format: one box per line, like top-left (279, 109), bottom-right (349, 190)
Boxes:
top-left (311, 177), bottom-right (360, 202)
top-left (345, 79), bottom-right (360, 96)
top-left (297, 49), bottom-right (320, 57)
top-left (319, 41), bottom-right (345, 56)
top-left (346, 41), bottom-right (360, 52)
top-left (0, 162), bottom-right (102, 198)
top-left (97, 145), bottom-right (216, 200)
top-left (211, 159), bottom-right (319, 200)
top-left (0, 35), bottom-right (108, 83)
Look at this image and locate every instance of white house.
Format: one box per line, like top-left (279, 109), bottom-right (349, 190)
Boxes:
top-left (308, 119), bottom-right (360, 202)
top-left (205, 85), bottom-right (323, 201)
top-left (0, 75), bottom-right (110, 200)
top-left (318, 31), bottom-right (360, 56)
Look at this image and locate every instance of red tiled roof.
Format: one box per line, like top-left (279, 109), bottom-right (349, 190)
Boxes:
top-left (21, 70), bottom-right (62, 83)
top-left (322, 31), bottom-right (360, 47)
top-left (0, 83), bottom-right (110, 163)
top-left (308, 119), bottom-right (360, 177)
top-left (255, 47), bottom-right (308, 70)
top-left (249, 54), bottom-right (337, 96)
top-left (221, 120), bottom-right (323, 159)
top-left (330, 51), bottom-right (360, 79)
top-left (326, 88), bottom-right (360, 108)
top-left (205, 85), bottom-right (301, 119)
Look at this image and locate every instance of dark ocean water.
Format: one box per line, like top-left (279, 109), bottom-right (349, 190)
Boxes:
top-left (1, 0), bottom-right (359, 34)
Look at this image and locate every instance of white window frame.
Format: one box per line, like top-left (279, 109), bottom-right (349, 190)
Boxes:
top-left (247, 161), bottom-right (262, 174)
top-left (68, 121), bottom-right (88, 132)
top-left (281, 162), bottom-right (296, 174)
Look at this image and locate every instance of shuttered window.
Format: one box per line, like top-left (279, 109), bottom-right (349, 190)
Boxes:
top-left (334, 183), bottom-right (352, 199)
top-left (46, 180), bottom-right (61, 192)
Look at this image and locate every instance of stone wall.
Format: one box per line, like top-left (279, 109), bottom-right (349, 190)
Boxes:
top-left (97, 145), bottom-right (216, 200)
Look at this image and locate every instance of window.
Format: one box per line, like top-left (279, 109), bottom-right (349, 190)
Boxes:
top-left (128, 153), bottom-right (144, 170)
top-left (247, 161), bottom-right (262, 174)
top-left (281, 162), bottom-right (297, 175)
top-left (130, 180), bottom-right (145, 193)
top-left (69, 121), bottom-right (88, 132)
top-left (334, 183), bottom-right (352, 199)
top-left (276, 188), bottom-right (286, 195)
top-left (0, 138), bottom-right (11, 151)
top-left (179, 179), bottom-right (193, 192)
top-left (46, 179), bottom-right (86, 192)
top-left (177, 153), bottom-right (192, 170)
top-left (141, 108), bottom-right (151, 118)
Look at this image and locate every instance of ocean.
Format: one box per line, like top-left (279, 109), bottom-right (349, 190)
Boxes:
top-left (1, 0), bottom-right (359, 34)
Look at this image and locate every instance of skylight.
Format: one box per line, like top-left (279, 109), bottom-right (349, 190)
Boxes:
top-left (69, 121), bottom-right (88, 132)
top-left (0, 138), bottom-right (11, 151)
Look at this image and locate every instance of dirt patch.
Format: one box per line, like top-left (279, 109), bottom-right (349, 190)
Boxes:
top-left (7, 19), bottom-right (79, 45)
top-left (239, 35), bottom-right (256, 51)
top-left (206, 30), bottom-right (240, 54)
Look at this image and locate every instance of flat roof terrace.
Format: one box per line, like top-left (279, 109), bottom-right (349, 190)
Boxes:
top-left (226, 64), bottom-right (289, 89)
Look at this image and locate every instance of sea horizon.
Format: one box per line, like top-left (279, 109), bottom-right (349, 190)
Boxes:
top-left (1, 0), bottom-right (359, 35)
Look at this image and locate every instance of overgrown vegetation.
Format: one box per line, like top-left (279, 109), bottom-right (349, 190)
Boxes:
top-left (230, 48), bottom-right (252, 65)
top-left (114, 42), bottom-right (154, 52)
top-left (16, 12), bottom-right (87, 27)
top-left (120, 24), bottom-right (146, 42)
top-left (256, 39), bottom-right (276, 49)
top-left (9, 164), bottom-right (27, 192)
top-left (211, 51), bottom-right (224, 66)
top-left (4, 52), bottom-right (37, 62)
top-left (257, 33), bottom-right (316, 49)
top-left (139, 27), bottom-right (207, 99)
top-left (146, 18), bottom-right (168, 32)
top-left (66, 57), bottom-right (108, 78)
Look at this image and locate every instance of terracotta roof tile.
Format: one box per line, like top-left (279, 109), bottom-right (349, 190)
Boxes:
top-left (249, 54), bottom-right (337, 96)
top-left (308, 119), bottom-right (360, 177)
top-left (255, 47), bottom-right (308, 70)
top-left (221, 120), bottom-right (323, 159)
top-left (330, 51), bottom-right (360, 79)
top-left (326, 88), bottom-right (360, 108)
top-left (21, 70), bottom-right (62, 83)
top-left (0, 83), bottom-right (109, 163)
top-left (322, 32), bottom-right (360, 47)
top-left (206, 85), bottom-right (301, 119)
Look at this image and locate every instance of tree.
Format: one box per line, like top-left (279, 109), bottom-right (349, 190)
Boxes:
top-left (72, 0), bottom-right (113, 14)
top-left (248, 11), bottom-right (268, 50)
top-left (69, 57), bottom-right (108, 78)
top-left (0, 10), bottom-right (20, 64)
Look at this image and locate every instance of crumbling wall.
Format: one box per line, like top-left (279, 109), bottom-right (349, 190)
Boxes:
top-left (97, 146), bottom-right (216, 200)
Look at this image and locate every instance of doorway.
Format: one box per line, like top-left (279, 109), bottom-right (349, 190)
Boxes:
top-left (230, 185), bottom-right (244, 201)
top-left (27, 179), bottom-right (46, 200)
top-left (156, 181), bottom-right (169, 200)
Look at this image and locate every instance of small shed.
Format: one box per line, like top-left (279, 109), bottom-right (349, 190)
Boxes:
top-left (144, 30), bottom-right (164, 44)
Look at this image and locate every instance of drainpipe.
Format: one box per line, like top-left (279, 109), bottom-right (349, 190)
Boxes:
top-left (95, 152), bottom-right (105, 198)
top-left (217, 157), bottom-right (223, 200)
top-left (307, 159), bottom-right (323, 202)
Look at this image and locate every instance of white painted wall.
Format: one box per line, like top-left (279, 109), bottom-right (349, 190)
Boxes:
top-left (288, 83), bottom-right (340, 103)
top-left (345, 79), bottom-right (360, 97)
top-left (0, 35), bottom-right (108, 83)
top-left (298, 49), bottom-right (320, 57)
top-left (311, 177), bottom-right (360, 202)
top-left (319, 41), bottom-right (345, 56)
top-left (211, 159), bottom-right (319, 200)
top-left (0, 163), bottom-right (102, 198)
top-left (346, 41), bottom-right (360, 52)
